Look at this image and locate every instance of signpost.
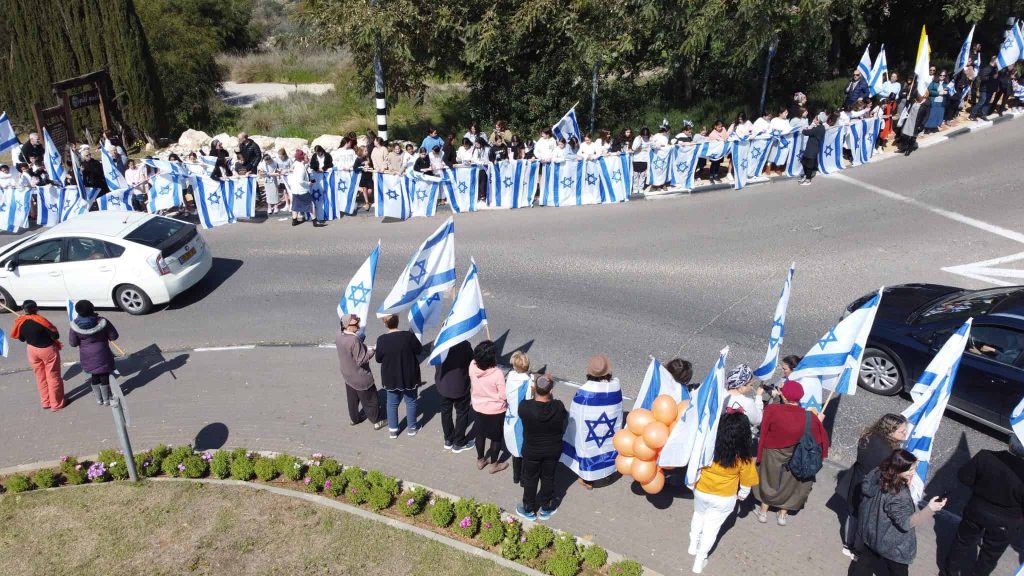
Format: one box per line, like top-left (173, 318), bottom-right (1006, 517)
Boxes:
top-left (109, 371), bottom-right (138, 482)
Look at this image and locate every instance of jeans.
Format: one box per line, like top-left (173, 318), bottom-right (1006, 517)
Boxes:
top-left (439, 394), bottom-right (471, 446)
top-left (689, 490), bottom-right (737, 559)
top-left (385, 389), bottom-right (418, 432)
top-left (973, 89), bottom-right (991, 118)
top-left (521, 456), bottom-right (558, 513)
top-left (944, 505), bottom-right (1019, 576)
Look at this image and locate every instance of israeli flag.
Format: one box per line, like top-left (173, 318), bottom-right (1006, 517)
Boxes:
top-left (504, 371), bottom-right (533, 458)
top-left (308, 171), bottom-right (337, 222)
top-left (376, 217), bottom-right (456, 316)
top-left (579, 160), bottom-right (603, 204)
top-left (902, 321), bottom-right (970, 499)
top-left (598, 152), bottom-right (632, 202)
top-left (442, 165), bottom-right (479, 213)
top-left (552, 107), bottom-right (581, 143)
top-left (767, 129), bottom-right (797, 166)
top-left (487, 161), bottom-right (536, 209)
top-left (148, 173), bottom-right (183, 213)
top-left (754, 263), bottom-right (796, 381)
top-left (541, 161), bottom-right (584, 207)
top-left (60, 189), bottom-right (92, 222)
top-left (225, 175), bottom-right (258, 220)
top-left (634, 357), bottom-right (688, 412)
top-left (67, 299), bottom-right (78, 324)
top-left (192, 175), bottom-right (235, 229)
top-left (818, 126), bottom-right (845, 176)
top-left (955, 26), bottom-right (976, 75)
top-left (428, 258), bottom-right (488, 366)
top-left (868, 45), bottom-right (888, 97)
top-left (730, 138), bottom-right (751, 190)
top-left (0, 326), bottom-right (8, 358)
top-left (143, 158), bottom-right (189, 177)
top-left (97, 188), bottom-right (133, 212)
top-left (1012, 393), bottom-right (1024, 457)
top-left (998, 23), bottom-right (1024, 70)
top-left (43, 128), bottom-right (66, 185)
top-left (69, 146), bottom-right (95, 200)
top-left (857, 45), bottom-right (873, 80)
top-left (848, 120), bottom-right (869, 167)
top-left (669, 145), bottom-right (701, 190)
top-left (35, 186), bottom-right (63, 226)
top-left (647, 146), bottom-right (673, 187)
top-left (338, 241), bottom-right (380, 325)
top-left (698, 141), bottom-right (729, 162)
top-left (335, 170), bottom-right (360, 215)
top-left (100, 146), bottom-right (128, 191)
top-left (560, 374), bottom-right (623, 482)
top-left (0, 112), bottom-right (17, 155)
top-left (785, 131), bottom-right (808, 177)
top-left (0, 187), bottom-right (32, 233)
top-left (407, 172), bottom-right (441, 218)
top-left (409, 291), bottom-right (445, 341)
top-left (746, 135), bottom-right (773, 178)
top-left (199, 155), bottom-right (218, 175)
top-left (790, 288), bottom-right (883, 412)
top-left (375, 172), bottom-right (410, 220)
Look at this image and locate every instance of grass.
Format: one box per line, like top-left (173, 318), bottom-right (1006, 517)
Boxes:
top-left (219, 50), bottom-right (347, 84)
top-left (0, 482), bottom-right (523, 576)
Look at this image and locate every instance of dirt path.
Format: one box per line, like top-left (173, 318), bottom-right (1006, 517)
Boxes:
top-left (220, 81), bottom-right (334, 108)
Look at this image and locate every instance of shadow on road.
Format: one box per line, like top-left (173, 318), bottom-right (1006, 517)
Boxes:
top-left (167, 257), bottom-right (243, 309)
top-left (194, 422), bottom-right (230, 451)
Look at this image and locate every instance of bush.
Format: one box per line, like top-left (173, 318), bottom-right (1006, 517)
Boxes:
top-left (608, 560), bottom-right (643, 576)
top-left (582, 545), bottom-right (608, 568)
top-left (341, 466), bottom-right (365, 485)
top-left (254, 458), bottom-right (279, 481)
top-left (324, 475), bottom-right (345, 497)
top-left (544, 552), bottom-right (580, 576)
top-left (430, 497), bottom-right (455, 528)
top-left (365, 470), bottom-right (400, 497)
top-left (346, 478), bottom-right (370, 505)
top-left (161, 445), bottom-right (195, 477)
top-left (5, 474), bottom-right (32, 493)
top-left (210, 450), bottom-right (232, 479)
top-left (97, 449), bottom-right (129, 481)
top-left (134, 451), bottom-right (161, 478)
top-left (453, 498), bottom-right (480, 538)
top-left (526, 524), bottom-right (555, 549)
top-left (478, 518), bottom-right (505, 546)
top-left (61, 458), bottom-right (88, 485)
top-left (32, 469), bottom-right (58, 489)
top-left (396, 486), bottom-right (429, 516)
top-left (303, 476), bottom-right (320, 493)
top-left (553, 533), bottom-right (580, 559)
top-left (501, 539), bottom-right (522, 561)
top-left (181, 455), bottom-right (208, 479)
top-left (502, 517), bottom-right (522, 544)
top-left (274, 454), bottom-right (304, 481)
top-left (59, 456), bottom-right (79, 475)
top-left (149, 445), bottom-right (171, 470)
top-left (478, 503), bottom-right (501, 522)
top-left (230, 455), bottom-right (256, 481)
top-left (314, 455), bottom-right (342, 477)
top-left (307, 466), bottom-right (328, 488)
top-left (520, 541), bottom-right (541, 561)
top-left (367, 485), bottom-right (394, 510)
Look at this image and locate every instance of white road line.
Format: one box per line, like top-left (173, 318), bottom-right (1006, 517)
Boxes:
top-left (193, 345), bottom-right (257, 352)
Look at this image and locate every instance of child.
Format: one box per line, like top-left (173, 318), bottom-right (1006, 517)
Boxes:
top-left (504, 351), bottom-right (533, 485)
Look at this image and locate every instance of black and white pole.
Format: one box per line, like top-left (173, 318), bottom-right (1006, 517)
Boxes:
top-left (371, 0), bottom-right (388, 142)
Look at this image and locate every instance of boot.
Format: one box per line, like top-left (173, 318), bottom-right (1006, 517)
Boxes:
top-left (99, 384), bottom-right (111, 406)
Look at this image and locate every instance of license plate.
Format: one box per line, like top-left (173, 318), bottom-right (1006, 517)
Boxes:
top-left (178, 247), bottom-right (196, 265)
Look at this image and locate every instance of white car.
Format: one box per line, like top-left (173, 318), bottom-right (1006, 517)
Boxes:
top-left (0, 212), bottom-right (212, 315)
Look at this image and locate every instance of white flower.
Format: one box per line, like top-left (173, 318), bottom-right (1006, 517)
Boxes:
top-left (109, 462), bottom-right (117, 467)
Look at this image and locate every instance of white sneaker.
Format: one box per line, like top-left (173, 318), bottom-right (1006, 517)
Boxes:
top-left (841, 547), bottom-right (856, 560)
top-left (687, 541), bottom-right (698, 556)
top-left (692, 555), bottom-right (707, 574)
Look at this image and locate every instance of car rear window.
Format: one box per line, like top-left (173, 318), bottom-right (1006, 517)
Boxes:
top-left (123, 218), bottom-right (187, 248)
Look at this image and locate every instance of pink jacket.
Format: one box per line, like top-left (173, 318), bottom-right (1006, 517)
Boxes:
top-left (469, 361), bottom-right (507, 414)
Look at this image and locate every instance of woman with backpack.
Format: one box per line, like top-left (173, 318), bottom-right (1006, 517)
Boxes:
top-left (753, 380), bottom-right (830, 526)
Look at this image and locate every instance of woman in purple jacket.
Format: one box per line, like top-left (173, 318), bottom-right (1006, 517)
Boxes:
top-left (68, 300), bottom-right (119, 406)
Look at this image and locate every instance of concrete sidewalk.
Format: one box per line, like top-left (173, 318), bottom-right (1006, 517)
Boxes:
top-left (0, 346), bottom-right (1017, 575)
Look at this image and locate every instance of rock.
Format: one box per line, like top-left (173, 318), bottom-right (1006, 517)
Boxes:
top-left (211, 133), bottom-right (237, 152)
top-left (274, 137), bottom-right (309, 154)
top-left (250, 135), bottom-right (276, 152)
top-left (311, 134), bottom-right (344, 152)
top-left (177, 129), bottom-right (211, 150)
top-left (144, 142), bottom-right (156, 153)
top-left (356, 135), bottom-right (369, 148)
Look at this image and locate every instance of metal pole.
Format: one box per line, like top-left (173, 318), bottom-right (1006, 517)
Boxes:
top-left (759, 37), bottom-right (780, 116)
top-left (109, 376), bottom-right (138, 481)
top-left (589, 63), bottom-right (599, 134)
top-left (371, 0), bottom-right (388, 141)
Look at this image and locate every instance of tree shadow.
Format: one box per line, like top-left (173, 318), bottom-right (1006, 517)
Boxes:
top-left (194, 422), bottom-right (230, 451)
top-left (166, 257), bottom-right (243, 309)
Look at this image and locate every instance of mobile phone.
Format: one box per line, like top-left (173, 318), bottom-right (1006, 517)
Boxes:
top-left (938, 492), bottom-right (949, 501)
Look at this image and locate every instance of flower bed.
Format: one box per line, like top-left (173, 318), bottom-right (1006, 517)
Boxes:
top-left (0, 445), bottom-right (647, 576)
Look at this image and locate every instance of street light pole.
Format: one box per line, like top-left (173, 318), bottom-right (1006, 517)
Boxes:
top-left (590, 63), bottom-right (599, 135)
top-left (110, 375), bottom-right (138, 481)
top-left (759, 36), bottom-right (780, 116)
top-left (371, 0), bottom-right (388, 141)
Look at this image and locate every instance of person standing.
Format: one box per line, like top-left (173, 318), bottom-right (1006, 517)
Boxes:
top-left (11, 300), bottom-right (65, 411)
top-left (971, 56), bottom-right (999, 120)
top-left (943, 435), bottom-right (1024, 576)
top-left (845, 69), bottom-right (870, 107)
top-left (237, 132), bottom-right (262, 174)
top-left (504, 351), bottom-right (533, 485)
top-left (516, 373), bottom-right (568, 521)
top-left (375, 314), bottom-right (422, 438)
top-left (287, 149), bottom-right (315, 227)
top-left (420, 128), bottom-right (445, 156)
top-left (67, 300), bottom-right (119, 407)
top-left (799, 115), bottom-right (825, 185)
top-left (723, 364), bottom-right (764, 435)
top-left (434, 339), bottom-right (474, 452)
top-left (470, 340), bottom-right (509, 473)
top-left (19, 133), bottom-right (44, 167)
top-left (336, 314), bottom-right (383, 429)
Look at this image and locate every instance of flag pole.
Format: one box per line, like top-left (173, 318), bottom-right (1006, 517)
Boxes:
top-left (819, 387), bottom-right (838, 416)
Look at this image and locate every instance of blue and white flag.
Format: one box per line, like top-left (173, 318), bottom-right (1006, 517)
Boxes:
top-left (818, 126), bottom-right (845, 176)
top-left (338, 241), bottom-right (380, 325)
top-left (768, 129), bottom-right (797, 167)
top-left (669, 144), bottom-right (701, 190)
top-left (597, 152), bottom-right (632, 202)
top-left (374, 172), bottom-right (410, 220)
top-left (407, 172), bottom-right (441, 218)
top-left (61, 188), bottom-right (92, 222)
top-left (504, 371), bottom-right (533, 458)
top-left (487, 160), bottom-right (536, 209)
top-left (0, 326), bottom-right (8, 358)
top-left (192, 175), bottom-right (235, 229)
top-left (955, 26), bottom-right (975, 75)
top-left (100, 146), bottom-right (128, 191)
top-left (785, 131), bottom-right (808, 177)
top-left (199, 155), bottom-right (218, 175)
top-left (790, 288), bottom-right (883, 412)
top-left (42, 128), bottom-right (66, 185)
top-left (225, 175), bottom-right (258, 220)
top-left (998, 23), bottom-right (1024, 70)
top-left (335, 169), bottom-right (361, 215)
top-left (857, 45), bottom-right (873, 80)
top-left (541, 160), bottom-right (584, 206)
top-left (869, 45), bottom-right (888, 96)
top-left (730, 138), bottom-right (751, 190)
top-left (1014, 562), bottom-right (1024, 576)
top-left (754, 263), bottom-right (796, 381)
top-left (143, 158), bottom-right (189, 177)
top-left (377, 217), bottom-right (456, 316)
top-left (0, 112), bottom-right (17, 155)
top-left (443, 165), bottom-right (480, 213)
top-left (148, 173), bottom-right (183, 213)
top-left (1012, 393), bottom-right (1024, 452)
top-left (67, 299), bottom-right (78, 324)
top-left (647, 146), bottom-right (673, 187)
top-left (848, 119), bottom-right (880, 167)
top-left (35, 186), bottom-right (64, 226)
top-left (97, 188), bottom-right (133, 212)
top-left (428, 258), bottom-right (488, 366)
top-left (698, 141), bottom-right (729, 162)
top-left (552, 107), bottom-right (581, 143)
top-left (633, 357), bottom-right (688, 412)
top-left (746, 135), bottom-right (773, 178)
top-left (902, 319), bottom-right (970, 499)
top-left (310, 171), bottom-right (337, 222)
top-left (409, 291), bottom-right (445, 341)
top-left (580, 160), bottom-right (603, 204)
top-left (69, 146), bottom-right (100, 202)
top-left (561, 375), bottom-right (623, 482)
top-left (0, 187), bottom-right (32, 233)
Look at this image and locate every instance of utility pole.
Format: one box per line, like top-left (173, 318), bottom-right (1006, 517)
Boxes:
top-left (371, 0), bottom-right (388, 141)
top-left (759, 36), bottom-right (780, 116)
top-left (110, 374), bottom-right (138, 481)
top-left (589, 64), bottom-right (599, 134)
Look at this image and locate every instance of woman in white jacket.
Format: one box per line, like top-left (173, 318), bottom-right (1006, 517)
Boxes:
top-left (287, 149), bottom-right (315, 227)
top-left (723, 364), bottom-right (764, 436)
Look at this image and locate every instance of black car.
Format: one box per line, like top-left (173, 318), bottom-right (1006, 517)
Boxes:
top-left (848, 284), bottom-right (1024, 433)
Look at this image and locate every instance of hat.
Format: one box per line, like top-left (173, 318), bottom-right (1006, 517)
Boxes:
top-left (78, 144), bottom-right (91, 155)
top-left (586, 355), bottom-right (611, 378)
top-left (659, 118), bottom-right (670, 131)
top-left (780, 380), bottom-right (804, 402)
top-left (74, 299), bottom-right (95, 317)
top-left (294, 149), bottom-right (306, 161)
top-left (341, 313), bottom-right (360, 327)
top-left (726, 364), bottom-right (753, 390)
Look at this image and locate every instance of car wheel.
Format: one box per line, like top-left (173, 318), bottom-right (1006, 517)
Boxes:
top-left (858, 348), bottom-right (903, 396)
top-left (0, 286), bottom-right (16, 313)
top-left (115, 284), bottom-right (153, 315)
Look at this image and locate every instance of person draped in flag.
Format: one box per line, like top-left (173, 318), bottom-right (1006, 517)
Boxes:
top-left (561, 355), bottom-right (623, 490)
top-left (665, 357), bottom-right (696, 393)
top-left (470, 340), bottom-right (510, 474)
top-left (11, 300), bottom-right (65, 412)
top-left (67, 300), bottom-right (119, 407)
top-left (504, 351), bottom-right (534, 485)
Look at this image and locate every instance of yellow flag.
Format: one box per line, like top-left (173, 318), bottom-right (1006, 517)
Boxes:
top-left (914, 26), bottom-right (931, 96)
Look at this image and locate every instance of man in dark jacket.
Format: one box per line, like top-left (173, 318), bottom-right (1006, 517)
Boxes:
top-left (80, 148), bottom-right (107, 192)
top-left (844, 70), bottom-right (870, 107)
top-left (434, 339), bottom-right (473, 451)
top-left (943, 436), bottom-right (1024, 576)
top-left (799, 116), bottom-right (826, 186)
top-left (971, 56), bottom-right (1000, 120)
top-left (237, 132), bottom-right (262, 174)
top-left (516, 374), bottom-right (568, 521)
top-left (19, 133), bottom-right (43, 166)
top-left (336, 314), bottom-right (382, 429)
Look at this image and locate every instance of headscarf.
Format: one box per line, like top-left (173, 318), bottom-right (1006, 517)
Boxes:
top-left (726, 363), bottom-right (753, 390)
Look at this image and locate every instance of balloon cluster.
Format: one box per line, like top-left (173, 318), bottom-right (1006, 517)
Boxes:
top-left (612, 395), bottom-right (689, 495)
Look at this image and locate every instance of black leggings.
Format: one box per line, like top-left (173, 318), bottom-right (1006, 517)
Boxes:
top-left (91, 373), bottom-right (110, 385)
top-left (851, 545), bottom-right (909, 576)
top-left (474, 411), bottom-right (507, 463)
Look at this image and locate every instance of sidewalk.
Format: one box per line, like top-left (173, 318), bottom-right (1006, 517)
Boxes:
top-left (0, 346), bottom-right (1017, 575)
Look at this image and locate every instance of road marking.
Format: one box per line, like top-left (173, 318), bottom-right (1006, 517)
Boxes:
top-left (942, 251), bottom-right (1024, 287)
top-left (193, 345), bottom-right (257, 352)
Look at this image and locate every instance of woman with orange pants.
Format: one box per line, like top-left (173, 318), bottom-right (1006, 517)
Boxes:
top-left (11, 300), bottom-right (65, 411)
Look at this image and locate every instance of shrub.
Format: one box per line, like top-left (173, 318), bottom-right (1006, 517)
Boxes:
top-left (582, 545), bottom-right (608, 568)
top-left (87, 461), bottom-right (110, 483)
top-left (324, 475), bottom-right (345, 497)
top-left (62, 458), bottom-right (88, 485)
top-left (520, 541), bottom-right (541, 561)
top-left (210, 450), bottom-right (232, 479)
top-left (161, 445), bottom-right (195, 477)
top-left (478, 518), bottom-right (505, 546)
top-left (341, 466), bottom-right (365, 485)
top-left (313, 455), bottom-right (341, 476)
top-left (453, 498), bottom-right (480, 538)
top-left (134, 451), bottom-right (160, 478)
top-left (396, 486), bottom-right (429, 516)
top-left (478, 502), bottom-right (501, 522)
top-left (365, 470), bottom-right (400, 497)
top-left (501, 539), bottom-right (522, 561)
top-left (526, 524), bottom-right (555, 549)
top-left (608, 560), bottom-right (643, 576)
top-left (97, 449), bottom-right (129, 481)
top-left (5, 474), bottom-right (32, 493)
top-left (430, 497), bottom-right (455, 528)
top-left (230, 455), bottom-right (256, 481)
top-left (274, 454), bottom-right (304, 481)
top-left (146, 445), bottom-right (170, 472)
top-left (553, 533), bottom-right (580, 559)
top-left (303, 476), bottom-right (320, 493)
top-left (367, 485), bottom-right (394, 510)
top-left (59, 456), bottom-right (79, 475)
top-left (181, 455), bottom-right (208, 479)
top-left (32, 469), bottom-right (58, 489)
top-left (544, 552), bottom-right (580, 576)
top-left (254, 458), bottom-right (279, 481)
top-left (502, 517), bottom-right (522, 544)
top-left (307, 465), bottom-right (328, 488)
top-left (231, 448), bottom-right (249, 462)
top-left (346, 478), bottom-right (370, 505)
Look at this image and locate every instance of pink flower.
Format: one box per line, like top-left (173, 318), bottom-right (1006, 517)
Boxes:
top-left (351, 488), bottom-right (358, 494)
top-left (312, 452), bottom-right (323, 459)
top-left (201, 452), bottom-right (213, 462)
top-left (459, 516), bottom-right (472, 529)
top-left (304, 477), bottom-right (312, 485)
top-left (406, 498), bottom-right (415, 506)
top-left (60, 456), bottom-right (69, 462)
top-left (520, 536), bottom-right (527, 542)
top-left (177, 463), bottom-right (186, 472)
top-left (324, 480), bottom-right (332, 490)
top-left (485, 522), bottom-right (492, 529)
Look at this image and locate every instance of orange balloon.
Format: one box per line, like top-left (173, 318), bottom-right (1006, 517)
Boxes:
top-left (642, 421), bottom-right (669, 450)
top-left (612, 429), bottom-right (636, 457)
top-left (641, 469), bottom-right (666, 494)
top-left (652, 395), bottom-right (678, 425)
top-left (627, 409), bottom-right (654, 436)
top-left (631, 458), bottom-right (658, 484)
top-left (615, 455), bottom-right (635, 476)
top-left (632, 435), bottom-right (658, 461)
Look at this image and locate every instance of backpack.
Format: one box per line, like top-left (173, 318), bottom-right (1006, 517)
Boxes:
top-left (786, 412), bottom-right (823, 481)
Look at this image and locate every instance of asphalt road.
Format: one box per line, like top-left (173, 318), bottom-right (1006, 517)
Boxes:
top-left (1, 119), bottom-right (1023, 574)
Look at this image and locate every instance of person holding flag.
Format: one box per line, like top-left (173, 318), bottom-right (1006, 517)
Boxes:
top-left (11, 300), bottom-right (66, 412)
top-left (434, 340), bottom-right (474, 453)
top-left (335, 313), bottom-right (383, 429)
top-left (504, 351), bottom-right (534, 484)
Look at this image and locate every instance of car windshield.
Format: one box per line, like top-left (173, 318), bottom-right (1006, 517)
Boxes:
top-left (0, 234), bottom-right (38, 260)
top-left (916, 287), bottom-right (1021, 323)
top-left (123, 217), bottom-right (186, 249)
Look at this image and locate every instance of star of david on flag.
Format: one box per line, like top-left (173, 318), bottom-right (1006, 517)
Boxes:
top-left (377, 217), bottom-right (455, 316)
top-left (338, 241), bottom-right (380, 325)
top-left (753, 263), bottom-right (795, 381)
top-left (561, 371), bottom-right (623, 482)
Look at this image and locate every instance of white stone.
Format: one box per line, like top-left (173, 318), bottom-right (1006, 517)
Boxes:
top-left (211, 133), bottom-right (237, 153)
top-left (274, 137), bottom-right (309, 154)
top-left (311, 134), bottom-right (344, 152)
top-left (249, 135), bottom-right (276, 152)
top-left (177, 129), bottom-right (211, 150)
